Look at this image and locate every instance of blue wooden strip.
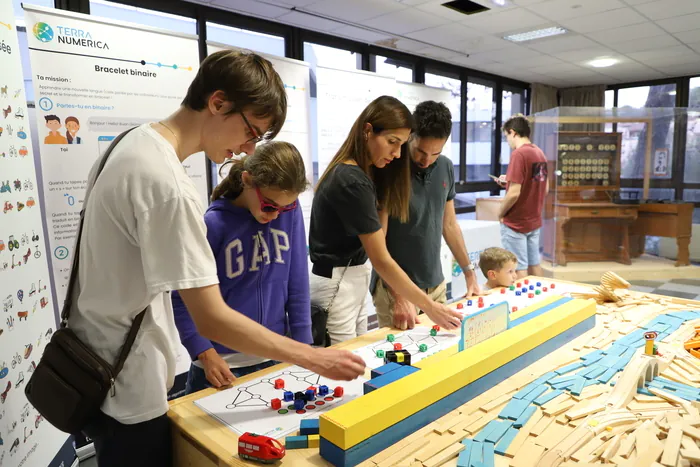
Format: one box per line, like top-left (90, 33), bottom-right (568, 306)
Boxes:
top-left (483, 441), bottom-right (495, 467)
top-left (584, 378), bottom-right (601, 388)
top-left (485, 421), bottom-right (513, 444)
top-left (475, 421), bottom-right (502, 442)
top-left (570, 377), bottom-right (586, 396)
top-left (513, 406), bottom-right (537, 429)
top-left (628, 338), bottom-right (646, 349)
top-left (495, 427), bottom-right (520, 455)
top-left (552, 380), bottom-right (577, 390)
top-left (499, 399), bottom-right (530, 421)
top-left (554, 361), bottom-right (585, 375)
top-left (580, 350), bottom-right (604, 365)
top-left (613, 353), bottom-right (635, 371)
top-left (549, 374), bottom-right (580, 386)
top-left (617, 329), bottom-right (645, 346)
top-left (534, 389), bottom-right (564, 406)
top-left (583, 366), bottom-right (607, 380)
top-left (597, 367), bottom-right (618, 384)
top-left (317, 317), bottom-right (596, 467)
top-left (513, 382), bottom-right (539, 400)
top-left (509, 297), bottom-right (572, 328)
top-left (457, 439), bottom-right (473, 467)
top-left (637, 387), bottom-right (654, 396)
top-left (597, 354), bottom-right (622, 368)
top-left (469, 440), bottom-right (484, 466)
top-left (654, 377), bottom-right (700, 395)
top-left (667, 311), bottom-right (700, 321)
top-left (603, 344), bottom-right (627, 357)
top-left (520, 385), bottom-right (549, 403)
top-left (533, 371), bottom-right (558, 386)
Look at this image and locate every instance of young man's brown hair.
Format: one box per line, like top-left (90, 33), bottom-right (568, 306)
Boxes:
top-left (182, 49), bottom-right (287, 140)
top-left (502, 113), bottom-right (531, 138)
top-left (479, 247), bottom-right (517, 277)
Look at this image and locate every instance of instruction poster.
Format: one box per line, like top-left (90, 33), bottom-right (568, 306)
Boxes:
top-left (0, 2), bottom-right (74, 466)
top-left (24, 5), bottom-right (207, 305)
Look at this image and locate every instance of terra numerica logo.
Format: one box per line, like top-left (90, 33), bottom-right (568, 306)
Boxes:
top-left (33, 22), bottom-right (109, 50)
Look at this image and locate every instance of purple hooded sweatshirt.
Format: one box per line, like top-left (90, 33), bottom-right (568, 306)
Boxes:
top-left (172, 197), bottom-right (312, 361)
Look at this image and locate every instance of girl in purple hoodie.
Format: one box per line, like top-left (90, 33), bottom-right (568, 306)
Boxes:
top-left (172, 141), bottom-right (312, 393)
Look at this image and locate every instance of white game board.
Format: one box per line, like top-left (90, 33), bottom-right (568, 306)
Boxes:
top-left (194, 366), bottom-right (366, 438)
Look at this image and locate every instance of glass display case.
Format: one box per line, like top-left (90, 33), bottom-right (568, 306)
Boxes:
top-left (529, 107), bottom-right (697, 271)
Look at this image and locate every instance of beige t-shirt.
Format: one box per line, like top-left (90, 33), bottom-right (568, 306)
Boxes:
top-left (68, 124), bottom-right (219, 424)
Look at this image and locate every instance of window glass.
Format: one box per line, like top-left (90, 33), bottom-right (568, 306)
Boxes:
top-left (455, 191), bottom-right (491, 210)
top-left (425, 72), bottom-right (461, 179)
top-left (376, 55), bottom-right (413, 82)
top-left (604, 89), bottom-right (614, 133)
top-left (684, 78), bottom-right (700, 183)
top-left (466, 82), bottom-right (494, 182)
top-left (12, 0), bottom-right (54, 21)
top-left (617, 84), bottom-right (676, 180)
top-left (90, 1), bottom-right (196, 34)
top-left (501, 88), bottom-right (526, 174)
top-left (207, 22), bottom-right (284, 56)
top-left (304, 42), bottom-right (360, 183)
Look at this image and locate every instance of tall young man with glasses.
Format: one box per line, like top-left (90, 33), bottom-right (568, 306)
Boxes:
top-left (68, 50), bottom-right (365, 466)
top-left (371, 101), bottom-right (480, 330)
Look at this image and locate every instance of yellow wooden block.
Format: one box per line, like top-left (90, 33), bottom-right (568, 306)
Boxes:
top-left (319, 298), bottom-right (596, 450)
top-left (307, 434), bottom-right (320, 449)
top-left (415, 294), bottom-right (569, 370)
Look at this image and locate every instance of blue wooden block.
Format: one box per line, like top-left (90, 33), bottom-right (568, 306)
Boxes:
top-left (549, 374), bottom-right (579, 386)
top-left (554, 361), bottom-right (585, 375)
top-left (667, 311), bottom-right (700, 321)
top-left (597, 354), bottom-right (622, 368)
top-left (534, 389), bottom-right (564, 406)
top-left (581, 349), bottom-right (604, 363)
top-left (604, 344), bottom-right (627, 357)
top-left (552, 380), bottom-right (577, 390)
top-left (495, 427), bottom-right (520, 455)
top-left (475, 420), bottom-right (501, 442)
top-left (485, 421), bottom-right (513, 445)
top-left (483, 441), bottom-right (495, 467)
top-left (499, 398), bottom-right (530, 421)
top-left (513, 382), bottom-right (538, 400)
top-left (584, 378), bottom-right (601, 388)
top-left (370, 362), bottom-right (402, 379)
top-left (319, 385), bottom-right (329, 396)
top-left (533, 371), bottom-right (558, 386)
top-left (597, 368), bottom-right (618, 384)
top-left (294, 399), bottom-right (305, 410)
top-left (513, 405), bottom-right (537, 429)
top-left (283, 391), bottom-right (294, 402)
top-left (363, 365), bottom-right (420, 394)
top-left (570, 377), bottom-right (586, 396)
top-left (469, 440), bottom-right (484, 466)
top-left (617, 329), bottom-right (645, 346)
top-left (317, 317), bottom-right (596, 467)
top-left (300, 418), bottom-right (320, 435)
top-left (286, 435), bottom-right (308, 449)
top-left (457, 439), bottom-right (472, 467)
top-left (637, 387), bottom-right (654, 396)
top-left (520, 385), bottom-right (549, 403)
top-left (582, 366), bottom-right (607, 380)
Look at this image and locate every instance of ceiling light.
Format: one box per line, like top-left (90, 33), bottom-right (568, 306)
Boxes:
top-left (504, 27), bottom-right (567, 43)
top-left (492, 0), bottom-right (508, 6)
top-left (589, 58), bottom-right (618, 68)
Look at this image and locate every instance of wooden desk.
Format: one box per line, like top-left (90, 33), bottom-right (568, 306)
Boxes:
top-left (628, 202), bottom-right (693, 266)
top-left (544, 202), bottom-right (638, 266)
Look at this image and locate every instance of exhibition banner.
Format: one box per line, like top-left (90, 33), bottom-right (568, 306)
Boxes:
top-left (0, 3), bottom-right (74, 466)
top-left (23, 5), bottom-right (207, 306)
top-left (316, 66), bottom-right (395, 178)
top-left (207, 43), bottom-right (313, 238)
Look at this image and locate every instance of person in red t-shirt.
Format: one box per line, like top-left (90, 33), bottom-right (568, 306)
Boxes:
top-left (496, 115), bottom-right (548, 279)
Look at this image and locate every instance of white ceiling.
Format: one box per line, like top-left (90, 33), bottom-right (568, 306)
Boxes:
top-left (187, 0), bottom-right (700, 88)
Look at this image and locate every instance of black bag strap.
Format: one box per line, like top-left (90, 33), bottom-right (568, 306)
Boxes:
top-left (60, 126), bottom-right (144, 376)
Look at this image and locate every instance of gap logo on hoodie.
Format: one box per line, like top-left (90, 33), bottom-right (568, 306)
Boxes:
top-left (226, 229), bottom-right (290, 278)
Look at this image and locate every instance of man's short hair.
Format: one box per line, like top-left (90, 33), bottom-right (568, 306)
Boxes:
top-left (502, 114), bottom-right (531, 138)
top-left (413, 100), bottom-right (452, 139)
top-left (479, 247), bottom-right (517, 277)
top-left (182, 50), bottom-right (287, 140)
top-left (44, 115), bottom-right (60, 123)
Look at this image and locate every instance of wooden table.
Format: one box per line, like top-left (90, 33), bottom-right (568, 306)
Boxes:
top-left (544, 202), bottom-right (638, 266)
top-left (628, 202), bottom-right (693, 267)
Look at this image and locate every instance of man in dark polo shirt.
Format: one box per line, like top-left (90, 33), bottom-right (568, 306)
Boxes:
top-left (371, 101), bottom-right (480, 330)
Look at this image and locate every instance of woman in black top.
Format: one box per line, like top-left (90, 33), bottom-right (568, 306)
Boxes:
top-left (309, 96), bottom-right (463, 344)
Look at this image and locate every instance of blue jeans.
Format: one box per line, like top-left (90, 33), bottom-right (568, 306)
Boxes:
top-left (185, 359), bottom-right (280, 394)
top-left (500, 224), bottom-right (541, 271)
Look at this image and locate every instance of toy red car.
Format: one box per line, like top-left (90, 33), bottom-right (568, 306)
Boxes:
top-left (238, 432), bottom-right (285, 464)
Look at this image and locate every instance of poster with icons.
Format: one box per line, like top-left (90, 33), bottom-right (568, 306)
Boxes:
top-left (0, 2), bottom-right (74, 467)
top-left (23, 4), bottom-right (206, 307)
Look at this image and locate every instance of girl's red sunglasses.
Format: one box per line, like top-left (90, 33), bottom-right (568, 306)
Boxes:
top-left (255, 187), bottom-right (297, 213)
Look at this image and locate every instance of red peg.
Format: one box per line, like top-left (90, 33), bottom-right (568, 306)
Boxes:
top-left (543, 287), bottom-right (548, 292)
top-left (478, 303), bottom-right (485, 308)
top-left (516, 282), bottom-right (522, 288)
top-left (524, 279), bottom-right (529, 285)
top-left (528, 293), bottom-right (534, 299)
top-left (501, 288), bottom-right (506, 294)
top-left (307, 386), bottom-right (317, 395)
top-left (274, 379), bottom-right (285, 389)
top-left (432, 325), bottom-right (440, 332)
top-left (551, 283), bottom-right (556, 289)
top-left (334, 386), bottom-right (344, 397)
top-left (456, 303), bottom-right (464, 309)
top-left (512, 306), bottom-right (518, 312)
top-left (271, 398), bottom-right (282, 410)
top-left (393, 343), bottom-right (402, 350)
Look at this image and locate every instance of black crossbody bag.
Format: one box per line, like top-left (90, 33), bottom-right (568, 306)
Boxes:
top-left (25, 128), bottom-right (146, 434)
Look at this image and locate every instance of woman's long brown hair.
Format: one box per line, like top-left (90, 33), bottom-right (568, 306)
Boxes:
top-left (317, 95), bottom-right (414, 222)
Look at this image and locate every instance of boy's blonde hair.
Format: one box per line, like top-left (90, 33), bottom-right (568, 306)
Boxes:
top-left (479, 247), bottom-right (517, 276)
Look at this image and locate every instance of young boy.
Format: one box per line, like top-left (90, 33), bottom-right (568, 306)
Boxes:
top-left (479, 247), bottom-right (518, 291)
